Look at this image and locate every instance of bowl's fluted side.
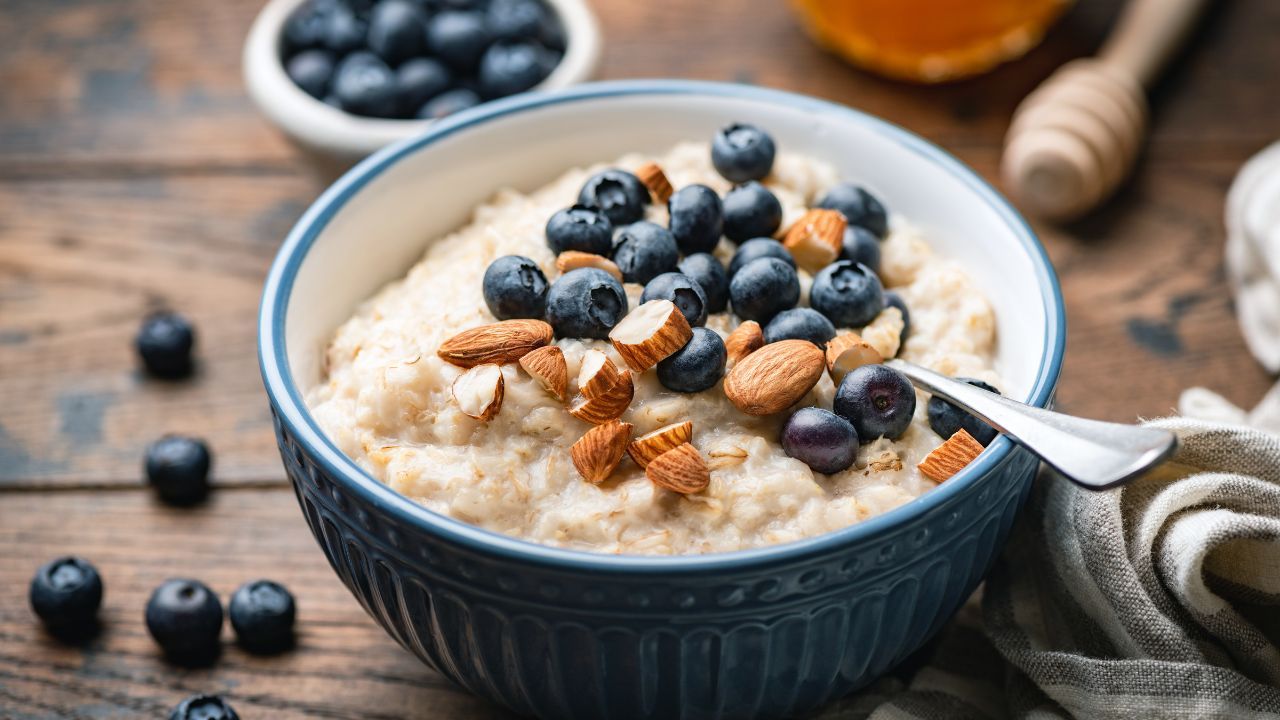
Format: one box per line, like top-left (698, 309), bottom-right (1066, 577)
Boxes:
top-left (274, 410), bottom-right (1036, 720)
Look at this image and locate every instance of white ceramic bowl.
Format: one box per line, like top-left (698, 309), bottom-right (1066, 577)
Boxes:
top-left (242, 0), bottom-right (601, 162)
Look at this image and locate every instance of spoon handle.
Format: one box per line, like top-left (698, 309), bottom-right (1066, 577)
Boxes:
top-left (886, 360), bottom-right (1178, 490)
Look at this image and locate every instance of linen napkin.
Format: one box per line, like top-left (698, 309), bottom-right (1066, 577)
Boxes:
top-left (812, 143), bottom-right (1280, 720)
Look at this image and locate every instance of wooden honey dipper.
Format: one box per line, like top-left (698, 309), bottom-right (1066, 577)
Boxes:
top-left (1002, 0), bottom-right (1212, 221)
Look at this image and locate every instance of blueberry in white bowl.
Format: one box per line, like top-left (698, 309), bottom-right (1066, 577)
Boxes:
top-left (482, 255), bottom-right (548, 320)
top-left (544, 267), bottom-right (626, 339)
top-left (722, 181), bottom-right (782, 242)
top-left (367, 0), bottom-right (428, 65)
top-left (818, 182), bottom-right (889, 239)
top-left (780, 407), bottom-right (858, 474)
top-left (545, 204), bottom-right (613, 255)
top-left (810, 260), bottom-right (884, 328)
top-left (416, 87), bottom-right (481, 119)
top-left (834, 364), bottom-right (916, 443)
top-left (928, 378), bottom-right (1001, 446)
top-left (763, 307), bottom-right (836, 348)
top-left (839, 224), bottom-right (881, 274)
top-left (667, 184), bottom-right (723, 255)
top-left (612, 221), bottom-right (678, 284)
top-left (712, 123), bottom-right (776, 184)
top-left (677, 253), bottom-right (729, 313)
top-left (577, 169), bottom-right (649, 226)
top-left (641, 272), bottom-right (708, 327)
top-left (729, 256), bottom-right (799, 324)
top-left (656, 327), bottom-right (726, 393)
top-left (728, 237), bottom-right (794, 278)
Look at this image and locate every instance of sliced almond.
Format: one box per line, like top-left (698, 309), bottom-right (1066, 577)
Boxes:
top-left (646, 443), bottom-right (710, 494)
top-left (918, 429), bottom-right (985, 483)
top-left (577, 348), bottom-right (627, 399)
top-left (725, 320), bottom-right (765, 365)
top-left (518, 345), bottom-right (568, 402)
top-left (556, 251), bottom-right (624, 282)
top-left (627, 421), bottom-right (693, 468)
top-left (723, 339), bottom-right (825, 416)
top-left (826, 332), bottom-right (884, 384)
top-left (608, 299), bottom-right (693, 372)
top-left (568, 371), bottom-right (634, 424)
top-left (783, 209), bottom-right (846, 273)
top-left (437, 319), bottom-right (553, 368)
top-left (571, 420), bottom-right (633, 483)
top-left (866, 448), bottom-right (903, 473)
top-left (635, 161), bottom-right (674, 203)
top-left (451, 364), bottom-right (504, 421)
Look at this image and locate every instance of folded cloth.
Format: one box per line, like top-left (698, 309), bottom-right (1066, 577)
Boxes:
top-left (815, 418), bottom-right (1280, 720)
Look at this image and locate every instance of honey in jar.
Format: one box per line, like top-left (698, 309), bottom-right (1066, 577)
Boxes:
top-left (790, 0), bottom-right (1073, 83)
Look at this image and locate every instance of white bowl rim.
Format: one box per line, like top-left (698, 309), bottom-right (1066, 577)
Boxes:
top-left (242, 0), bottom-right (602, 157)
top-left (259, 79), bottom-right (1066, 573)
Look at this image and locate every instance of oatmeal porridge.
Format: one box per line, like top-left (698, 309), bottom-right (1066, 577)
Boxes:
top-left (307, 128), bottom-right (1002, 555)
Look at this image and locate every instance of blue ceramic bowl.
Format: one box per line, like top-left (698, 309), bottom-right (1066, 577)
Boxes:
top-left (260, 80), bottom-right (1064, 719)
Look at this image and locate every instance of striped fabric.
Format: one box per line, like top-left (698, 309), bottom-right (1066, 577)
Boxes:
top-left (815, 418), bottom-right (1280, 719)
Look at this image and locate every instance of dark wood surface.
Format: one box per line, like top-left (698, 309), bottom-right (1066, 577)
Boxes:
top-left (1, 0), bottom-right (1276, 716)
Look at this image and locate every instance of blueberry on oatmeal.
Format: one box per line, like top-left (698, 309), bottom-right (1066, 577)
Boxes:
top-left (810, 260), bottom-right (885, 328)
top-left (839, 225), bottom-right (882, 274)
top-left (642, 272), bottom-right (709, 327)
top-left (817, 183), bottom-right (889, 239)
top-left (612, 222), bottom-right (679, 285)
top-left (482, 255), bottom-right (549, 320)
top-left (834, 364), bottom-right (916, 443)
top-left (728, 237), bottom-right (794, 278)
top-left (546, 205), bottom-right (613, 255)
top-left (728, 257), bottom-right (799, 324)
top-left (763, 308), bottom-right (836, 349)
top-left (667, 184), bottom-right (724, 255)
top-left (657, 327), bottom-right (727, 393)
top-left (883, 291), bottom-right (911, 350)
top-left (781, 407), bottom-right (858, 474)
top-left (545, 268), bottom-right (627, 339)
top-left (722, 181), bottom-right (782, 242)
top-left (677, 253), bottom-right (729, 313)
top-left (928, 378), bottom-right (1001, 446)
top-left (711, 123), bottom-right (776, 183)
top-left (577, 169), bottom-right (649, 226)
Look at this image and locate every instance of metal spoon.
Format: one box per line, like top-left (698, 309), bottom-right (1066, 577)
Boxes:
top-left (887, 359), bottom-right (1178, 490)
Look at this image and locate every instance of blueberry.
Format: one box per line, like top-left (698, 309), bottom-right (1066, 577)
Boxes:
top-left (486, 0), bottom-right (550, 41)
top-left (478, 40), bottom-right (552, 98)
top-left (711, 123), bottom-right (776, 183)
top-left (642, 272), bottom-right (708, 327)
top-left (545, 205), bottom-right (612, 255)
top-left (780, 407), bottom-right (858, 474)
top-left (928, 378), bottom-right (1001, 446)
top-left (145, 435), bottom-right (212, 507)
top-left (333, 53), bottom-right (399, 117)
top-left (29, 557), bottom-right (103, 641)
top-left (728, 237), bottom-right (794, 278)
top-left (656, 327), bottom-right (726, 393)
top-left (367, 0), bottom-right (428, 64)
top-left (482, 255), bottom-right (548, 320)
top-left (285, 49), bottom-right (336, 99)
top-left (427, 11), bottom-right (491, 72)
top-left (728, 257), bottom-right (799, 324)
top-left (810, 260), bottom-right (884, 328)
top-left (416, 88), bottom-right (480, 119)
top-left (136, 311), bottom-right (196, 378)
top-left (833, 364), bottom-right (916, 443)
top-left (677, 253), bottom-right (729, 313)
top-left (283, 0), bottom-right (336, 51)
top-left (229, 580), bottom-right (296, 654)
top-left (169, 695), bottom-right (240, 720)
top-left (395, 58), bottom-right (452, 113)
top-left (839, 225), bottom-right (881, 274)
top-left (817, 183), bottom-right (889, 238)
top-left (321, 5), bottom-right (367, 54)
top-left (667, 184), bottom-right (723, 255)
top-left (722, 181), bottom-right (782, 242)
top-left (576, 169), bottom-right (649, 226)
top-left (883, 291), bottom-right (910, 352)
top-left (763, 308), bottom-right (835, 348)
top-left (545, 268), bottom-right (627, 339)
top-left (145, 578), bottom-right (224, 665)
top-left (612, 222), bottom-right (679, 285)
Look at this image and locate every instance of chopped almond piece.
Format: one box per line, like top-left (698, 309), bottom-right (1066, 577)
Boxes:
top-left (627, 421), bottom-right (693, 468)
top-left (556, 251), bottom-right (623, 282)
top-left (571, 420), bottom-right (633, 483)
top-left (635, 162), bottom-right (674, 203)
top-left (725, 321), bottom-right (765, 365)
top-left (608, 300), bottom-right (693, 372)
top-left (918, 429), bottom-right (985, 482)
top-left (646, 443), bottom-right (710, 494)
top-left (518, 345), bottom-right (568, 402)
top-left (451, 364), bottom-right (504, 421)
top-left (783, 209), bottom-right (845, 273)
top-left (826, 332), bottom-right (883, 384)
top-left (568, 372), bottom-right (634, 425)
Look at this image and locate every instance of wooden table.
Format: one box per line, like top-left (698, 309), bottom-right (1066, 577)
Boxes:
top-left (1, 0), bottom-right (1275, 716)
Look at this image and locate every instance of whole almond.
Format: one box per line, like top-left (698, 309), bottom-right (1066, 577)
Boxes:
top-left (725, 321), bottom-right (765, 365)
top-left (438, 319), bottom-right (553, 368)
top-left (918, 429), bottom-right (985, 482)
top-left (723, 339), bottom-right (825, 415)
top-left (556, 251), bottom-right (623, 282)
top-left (609, 299), bottom-right (693, 372)
top-left (571, 420), bottom-right (633, 483)
top-left (519, 345), bottom-right (568, 402)
top-left (635, 161), bottom-right (674, 203)
top-left (826, 332), bottom-right (883, 385)
top-left (645, 443), bottom-right (709, 494)
top-left (627, 421), bottom-right (693, 468)
top-left (451, 364), bottom-right (504, 421)
top-left (783, 209), bottom-right (846, 273)
top-left (568, 371), bottom-right (634, 424)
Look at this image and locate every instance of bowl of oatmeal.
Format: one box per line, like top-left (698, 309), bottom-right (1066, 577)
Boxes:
top-left (260, 80), bottom-right (1064, 719)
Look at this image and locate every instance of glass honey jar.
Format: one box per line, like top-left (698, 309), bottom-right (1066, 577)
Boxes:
top-left (790, 0), bottom-right (1073, 83)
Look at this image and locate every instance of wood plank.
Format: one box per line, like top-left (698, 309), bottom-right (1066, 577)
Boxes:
top-left (0, 174), bottom-right (323, 487)
top-left (0, 487), bottom-right (518, 720)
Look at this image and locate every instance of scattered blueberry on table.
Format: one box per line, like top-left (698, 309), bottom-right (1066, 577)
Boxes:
top-left (145, 578), bottom-right (225, 665)
top-left (145, 435), bottom-right (213, 507)
top-left (482, 254), bottom-right (549, 320)
top-left (229, 580), bottom-right (297, 654)
top-left (781, 407), bottom-right (859, 474)
top-left (834, 364), bottom-right (917, 443)
top-left (281, 0), bottom-right (565, 119)
top-left (136, 311), bottom-right (196, 379)
top-left (169, 694), bottom-right (240, 720)
top-left (657, 327), bottom-right (726, 393)
top-left (29, 557), bottom-right (103, 642)
top-left (928, 378), bottom-right (1002, 446)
